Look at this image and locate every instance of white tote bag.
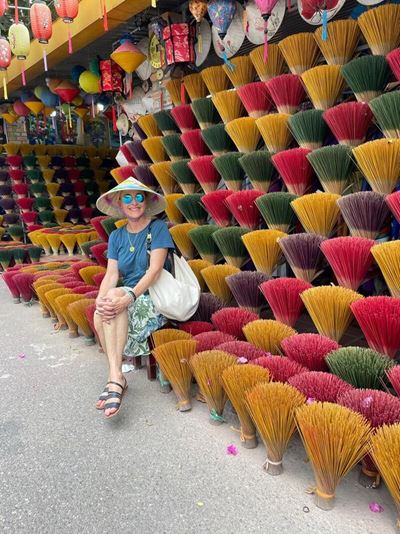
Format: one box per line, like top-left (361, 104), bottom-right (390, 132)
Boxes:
top-left (148, 253), bottom-right (201, 322)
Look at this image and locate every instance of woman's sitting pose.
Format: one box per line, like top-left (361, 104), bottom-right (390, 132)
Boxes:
top-left (94, 177), bottom-right (174, 418)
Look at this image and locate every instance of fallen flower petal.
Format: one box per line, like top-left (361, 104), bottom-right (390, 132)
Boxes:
top-left (227, 444), bottom-right (238, 456)
top-left (369, 502), bottom-right (384, 513)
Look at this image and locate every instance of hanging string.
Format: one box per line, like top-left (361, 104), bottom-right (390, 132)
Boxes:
top-left (102, 0), bottom-right (108, 31)
top-left (111, 105), bottom-right (117, 132)
top-left (263, 17), bottom-right (269, 63)
top-left (287, 0), bottom-right (291, 9)
top-left (42, 49), bottom-right (48, 71)
top-left (68, 104), bottom-right (72, 128)
top-left (14, 0), bottom-right (18, 24)
top-left (91, 95), bottom-right (95, 118)
top-left (151, 0), bottom-right (156, 7)
top-left (322, 9), bottom-right (328, 41)
top-left (3, 74), bottom-right (8, 100)
top-left (68, 26), bottom-right (73, 54)
top-left (21, 62), bottom-right (26, 86)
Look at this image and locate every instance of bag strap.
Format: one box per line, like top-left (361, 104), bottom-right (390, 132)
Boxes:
top-left (146, 220), bottom-right (176, 277)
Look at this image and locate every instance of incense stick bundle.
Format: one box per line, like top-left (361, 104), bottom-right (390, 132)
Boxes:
top-left (201, 65), bottom-right (231, 95)
top-left (260, 278), bottom-right (312, 327)
top-left (314, 19), bottom-right (361, 65)
top-left (372, 241), bottom-right (400, 298)
top-left (188, 225), bottom-right (222, 264)
top-left (288, 110), bottom-right (328, 150)
top-left (253, 355), bottom-right (307, 383)
top-left (211, 227), bottom-right (250, 268)
top-left (150, 162), bottom-right (179, 195)
top-left (181, 129), bottom-right (210, 159)
top-left (170, 104), bottom-right (198, 133)
top-left (369, 92), bottom-right (400, 139)
top-left (175, 194), bottom-right (207, 224)
top-left (243, 319), bottom-right (296, 353)
top-left (341, 55), bottom-right (391, 103)
top-left (278, 32), bottom-right (320, 75)
top-left (282, 333), bottom-right (339, 372)
top-left (337, 191), bottom-right (389, 239)
top-left (278, 233), bottom-right (327, 283)
top-left (222, 56), bottom-right (256, 88)
top-left (386, 191), bottom-right (400, 223)
top-left (200, 264), bottom-right (240, 304)
top-left (170, 223), bottom-right (199, 259)
top-left (267, 74), bottom-right (306, 115)
top-left (165, 193), bottom-right (185, 224)
top-left (191, 98), bottom-right (221, 130)
top-left (242, 229), bottom-right (287, 276)
top-left (246, 382), bottom-right (305, 474)
top-left (352, 139), bottom-right (400, 195)
top-left (68, 298), bottom-right (96, 342)
top-left (224, 190), bottom-right (264, 230)
top-left (301, 65), bottom-right (344, 110)
top-left (387, 47), bottom-right (400, 81)
top-left (171, 159), bottom-right (200, 194)
top-left (237, 82), bottom-right (273, 118)
top-left (222, 365), bottom-right (271, 449)
top-left (296, 402), bottom-right (371, 511)
top-left (225, 117), bottom-right (262, 153)
top-left (239, 151), bottom-right (276, 192)
top-left (187, 259), bottom-right (213, 291)
top-left (272, 148), bottom-right (313, 196)
top-left (301, 285), bottom-right (363, 342)
top-left (256, 193), bottom-right (298, 233)
top-left (188, 156), bottom-right (221, 193)
top-left (201, 124), bottom-right (235, 156)
top-left (153, 110), bottom-right (180, 135)
top-left (291, 193), bottom-right (341, 237)
top-left (201, 189), bottom-right (233, 226)
top-left (358, 3), bottom-right (400, 56)
top-left (306, 145), bottom-right (354, 195)
top-left (212, 90), bottom-right (245, 124)
top-left (183, 73), bottom-right (208, 101)
top-left (161, 134), bottom-right (189, 161)
top-left (211, 308), bottom-right (258, 340)
top-left (142, 137), bottom-right (167, 163)
top-left (212, 152), bottom-right (245, 191)
top-left (137, 114), bottom-right (162, 138)
top-left (226, 271), bottom-right (269, 314)
top-left (249, 43), bottom-right (286, 81)
top-left (166, 78), bottom-right (186, 106)
top-left (256, 114), bottom-right (293, 154)
top-left (289, 371), bottom-right (353, 403)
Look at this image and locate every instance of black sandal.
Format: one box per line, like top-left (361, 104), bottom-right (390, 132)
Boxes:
top-left (104, 380), bottom-right (128, 419)
top-left (96, 384), bottom-right (111, 410)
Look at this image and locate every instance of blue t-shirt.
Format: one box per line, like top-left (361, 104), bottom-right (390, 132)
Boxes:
top-left (107, 219), bottom-right (175, 288)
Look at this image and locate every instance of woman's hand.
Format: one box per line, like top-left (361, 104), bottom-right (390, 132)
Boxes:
top-left (100, 294), bottom-right (131, 321)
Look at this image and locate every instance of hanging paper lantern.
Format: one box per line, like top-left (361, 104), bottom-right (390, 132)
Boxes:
top-left (110, 40), bottom-right (146, 74)
top-left (46, 78), bottom-right (62, 93)
top-left (41, 87), bottom-right (59, 107)
top-left (30, 1), bottom-right (53, 44)
top-left (79, 70), bottom-right (101, 94)
top-left (44, 106), bottom-right (55, 116)
top-left (99, 59), bottom-right (123, 92)
top-left (54, 0), bottom-right (79, 23)
top-left (255, 0), bottom-right (279, 61)
top-left (20, 90), bottom-right (34, 103)
top-left (71, 64), bottom-right (85, 83)
top-left (207, 0), bottom-right (236, 40)
top-left (0, 0), bottom-right (8, 17)
top-left (74, 106), bottom-right (89, 119)
top-left (13, 100), bottom-right (30, 117)
top-left (25, 97), bottom-right (45, 116)
top-left (0, 37), bottom-right (11, 70)
top-left (72, 95), bottom-right (83, 106)
top-left (8, 23), bottom-right (30, 60)
top-left (54, 80), bottom-right (80, 103)
top-left (189, 0), bottom-right (208, 22)
top-left (2, 113), bottom-right (18, 124)
top-left (34, 85), bottom-right (47, 99)
top-left (301, 1), bottom-right (339, 40)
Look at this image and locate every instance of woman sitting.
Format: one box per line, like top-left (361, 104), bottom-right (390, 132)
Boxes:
top-left (94, 177), bottom-right (174, 418)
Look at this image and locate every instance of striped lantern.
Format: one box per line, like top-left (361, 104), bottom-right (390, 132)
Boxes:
top-left (30, 1), bottom-right (53, 44)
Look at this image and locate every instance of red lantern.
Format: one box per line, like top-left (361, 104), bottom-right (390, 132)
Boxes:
top-left (0, 0), bottom-right (8, 17)
top-left (13, 100), bottom-right (30, 117)
top-left (54, 80), bottom-right (80, 103)
top-left (30, 1), bottom-right (53, 44)
top-left (99, 60), bottom-right (123, 92)
top-left (54, 0), bottom-right (79, 22)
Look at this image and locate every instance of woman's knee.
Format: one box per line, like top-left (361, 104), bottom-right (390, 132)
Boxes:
top-left (105, 288), bottom-right (126, 300)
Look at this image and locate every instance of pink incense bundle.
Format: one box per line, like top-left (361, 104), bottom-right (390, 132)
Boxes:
top-left (323, 102), bottom-right (373, 147)
top-left (224, 190), bottom-right (264, 230)
top-left (16, 198), bottom-right (35, 212)
top-left (90, 216), bottom-right (109, 242)
top-left (21, 212), bottom-right (39, 227)
top-left (266, 74), bottom-right (306, 114)
top-left (211, 308), bottom-right (259, 340)
top-left (71, 261), bottom-right (96, 276)
top-left (320, 236), bottom-right (374, 291)
top-left (216, 340), bottom-right (270, 362)
top-left (271, 148), bottom-right (313, 196)
top-left (237, 82), bottom-right (274, 118)
top-left (179, 321), bottom-right (215, 335)
top-left (281, 333), bottom-right (339, 372)
top-left (170, 105), bottom-right (198, 133)
top-left (92, 272), bottom-right (106, 287)
top-left (90, 243), bottom-right (108, 268)
top-left (9, 169), bottom-right (25, 183)
top-left (201, 190), bottom-right (233, 226)
top-left (351, 297), bottom-right (400, 358)
top-left (63, 281), bottom-right (84, 289)
top-left (181, 129), bottom-right (210, 159)
top-left (387, 48), bottom-right (400, 81)
top-left (193, 331), bottom-right (237, 352)
top-left (260, 278), bottom-right (312, 327)
top-left (188, 155), bottom-right (221, 193)
top-left (253, 355), bottom-right (307, 383)
top-left (2, 270), bottom-right (21, 302)
top-left (73, 285), bottom-right (97, 294)
top-left (81, 208), bottom-right (94, 223)
top-left (288, 371), bottom-right (353, 402)
top-left (13, 272), bottom-right (35, 303)
top-left (387, 366), bottom-right (400, 396)
top-left (13, 183), bottom-right (29, 198)
top-left (386, 191), bottom-right (400, 223)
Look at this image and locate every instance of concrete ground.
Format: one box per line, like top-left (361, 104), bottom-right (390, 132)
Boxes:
top-left (0, 278), bottom-right (398, 534)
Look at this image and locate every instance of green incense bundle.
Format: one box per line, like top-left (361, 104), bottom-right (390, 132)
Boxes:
top-left (100, 217), bottom-right (120, 237)
top-left (188, 225), bottom-right (222, 264)
top-left (191, 98), bottom-right (221, 129)
top-left (288, 110), bottom-right (329, 150)
top-left (369, 92), bottom-right (400, 139)
top-left (213, 152), bottom-right (245, 191)
top-left (341, 55), bottom-right (391, 103)
top-left (171, 159), bottom-right (201, 194)
top-left (307, 145), bottom-right (354, 195)
top-left (175, 194), bottom-right (208, 224)
top-left (0, 248), bottom-right (13, 270)
top-left (239, 150), bottom-right (276, 192)
top-left (8, 225), bottom-right (24, 241)
top-left (26, 169), bottom-right (43, 183)
top-left (326, 347), bottom-right (395, 390)
top-left (153, 110), bottom-right (180, 135)
top-left (201, 124), bottom-right (235, 156)
top-left (27, 246), bottom-right (43, 262)
top-left (39, 210), bottom-right (56, 224)
top-left (80, 239), bottom-right (103, 258)
top-left (255, 192), bottom-right (298, 233)
top-left (34, 197), bottom-right (52, 211)
top-left (13, 247), bottom-right (26, 264)
top-left (23, 155), bottom-right (37, 168)
top-left (212, 226), bottom-right (250, 268)
top-left (161, 134), bottom-right (189, 161)
top-left (30, 183), bottom-right (47, 198)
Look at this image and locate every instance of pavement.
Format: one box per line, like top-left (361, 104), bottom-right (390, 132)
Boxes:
top-left (0, 278), bottom-right (398, 534)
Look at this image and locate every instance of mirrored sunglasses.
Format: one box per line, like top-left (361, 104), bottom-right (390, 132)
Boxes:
top-left (122, 192), bottom-right (145, 205)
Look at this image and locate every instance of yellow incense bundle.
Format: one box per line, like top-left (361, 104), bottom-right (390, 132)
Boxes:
top-left (371, 241), bottom-right (400, 298)
top-left (242, 229), bottom-right (287, 276)
top-left (301, 65), bottom-right (344, 110)
top-left (169, 223), bottom-right (199, 259)
top-left (225, 117), bottom-right (261, 153)
top-left (243, 319), bottom-right (296, 353)
top-left (256, 114), bottom-right (293, 154)
top-left (223, 56), bottom-right (256, 88)
top-left (183, 73), bottom-right (209, 101)
top-left (150, 162), bottom-right (179, 195)
top-left (279, 32), bottom-right (320, 75)
top-left (187, 259), bottom-right (213, 291)
top-left (358, 3), bottom-right (400, 56)
top-left (200, 264), bottom-right (240, 304)
top-left (212, 90), bottom-right (245, 124)
top-left (137, 114), bottom-right (162, 138)
top-left (142, 137), bottom-right (167, 163)
top-left (314, 20), bottom-right (361, 65)
top-left (291, 193), bottom-right (341, 237)
top-left (249, 44), bottom-right (286, 81)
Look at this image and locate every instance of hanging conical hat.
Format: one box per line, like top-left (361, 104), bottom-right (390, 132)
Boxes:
top-left (110, 41), bottom-right (146, 74)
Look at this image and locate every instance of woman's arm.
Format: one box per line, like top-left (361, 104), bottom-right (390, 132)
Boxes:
top-left (131, 248), bottom-right (168, 298)
top-left (97, 259), bottom-right (119, 299)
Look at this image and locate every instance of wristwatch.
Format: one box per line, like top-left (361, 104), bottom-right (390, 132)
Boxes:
top-left (127, 289), bottom-right (136, 302)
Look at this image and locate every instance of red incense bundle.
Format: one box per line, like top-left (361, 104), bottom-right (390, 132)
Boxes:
top-left (271, 148), bottom-right (313, 196)
top-left (216, 340), bottom-right (271, 362)
top-left (193, 331), bottom-right (237, 352)
top-left (387, 366), bottom-right (400, 396)
top-left (260, 278), bottom-right (312, 327)
top-left (181, 129), bottom-right (210, 159)
top-left (386, 191), bottom-right (400, 223)
top-left (188, 155), bottom-right (221, 193)
top-left (253, 355), bottom-right (307, 383)
top-left (323, 102), bottom-right (373, 147)
top-left (90, 243), bottom-right (108, 268)
top-left (211, 308), bottom-right (259, 340)
top-left (237, 82), bottom-right (273, 118)
top-left (90, 216), bottom-right (109, 243)
top-left (224, 190), bottom-right (264, 230)
top-left (201, 190), bottom-right (233, 226)
top-left (179, 321), bottom-right (215, 335)
top-left (281, 333), bottom-right (339, 372)
top-left (266, 74), bottom-right (306, 114)
top-left (288, 371), bottom-right (353, 402)
top-left (170, 104), bottom-right (198, 133)
top-left (387, 48), bottom-right (400, 81)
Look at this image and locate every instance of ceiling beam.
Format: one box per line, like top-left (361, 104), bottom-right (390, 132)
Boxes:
top-left (4, 0), bottom-right (151, 96)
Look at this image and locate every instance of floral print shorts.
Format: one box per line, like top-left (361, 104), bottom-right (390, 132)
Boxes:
top-left (121, 289), bottom-right (167, 358)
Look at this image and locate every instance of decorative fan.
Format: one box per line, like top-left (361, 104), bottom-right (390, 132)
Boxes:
top-left (116, 113), bottom-right (129, 136)
top-left (244, 0), bottom-right (286, 46)
top-left (356, 0), bottom-right (384, 5)
top-left (212, 1), bottom-right (246, 60)
top-left (195, 19), bottom-right (213, 66)
top-left (298, 0), bottom-right (346, 36)
top-left (135, 38), bottom-right (152, 81)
